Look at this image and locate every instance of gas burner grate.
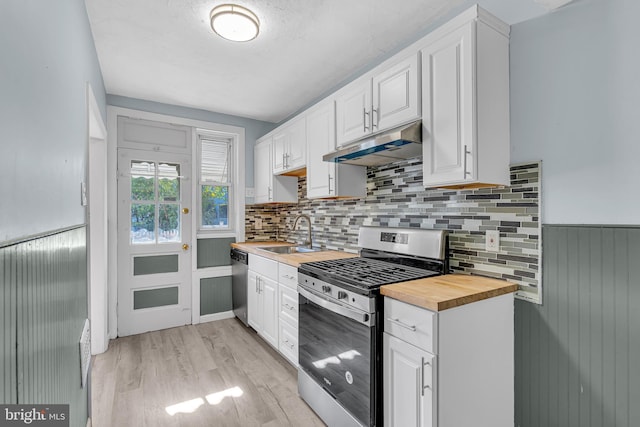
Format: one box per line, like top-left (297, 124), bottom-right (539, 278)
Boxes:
top-left (300, 257), bottom-right (439, 289)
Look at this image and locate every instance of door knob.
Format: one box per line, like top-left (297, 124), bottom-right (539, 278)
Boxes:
top-left (182, 208), bottom-right (189, 214)
top-left (182, 243), bottom-right (189, 251)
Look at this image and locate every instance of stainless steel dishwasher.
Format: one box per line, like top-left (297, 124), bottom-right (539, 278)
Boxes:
top-left (230, 248), bottom-right (249, 326)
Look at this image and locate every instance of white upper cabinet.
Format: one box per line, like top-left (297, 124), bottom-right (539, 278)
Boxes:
top-left (272, 116), bottom-right (306, 174)
top-left (306, 100), bottom-right (366, 199)
top-left (336, 53), bottom-right (420, 147)
top-left (254, 136), bottom-right (297, 204)
top-left (373, 54), bottom-right (421, 132)
top-left (254, 138), bottom-right (272, 203)
top-left (421, 8), bottom-right (510, 188)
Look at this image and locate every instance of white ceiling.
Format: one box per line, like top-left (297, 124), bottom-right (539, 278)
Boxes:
top-left (86, 0), bottom-right (573, 123)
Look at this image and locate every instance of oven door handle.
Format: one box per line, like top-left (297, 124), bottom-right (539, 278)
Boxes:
top-left (298, 286), bottom-right (374, 327)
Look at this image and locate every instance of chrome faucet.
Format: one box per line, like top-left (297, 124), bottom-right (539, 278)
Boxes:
top-left (292, 214), bottom-right (312, 248)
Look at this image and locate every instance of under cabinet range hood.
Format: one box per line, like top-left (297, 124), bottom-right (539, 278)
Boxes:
top-left (323, 120), bottom-right (422, 166)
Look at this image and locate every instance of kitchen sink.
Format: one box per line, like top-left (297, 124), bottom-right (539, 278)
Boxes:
top-left (258, 245), bottom-right (320, 254)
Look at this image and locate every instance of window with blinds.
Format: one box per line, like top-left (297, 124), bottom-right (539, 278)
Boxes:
top-left (198, 133), bottom-right (232, 230)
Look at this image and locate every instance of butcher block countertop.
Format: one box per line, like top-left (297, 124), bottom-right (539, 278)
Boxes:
top-left (231, 241), bottom-right (357, 267)
top-left (380, 274), bottom-right (518, 312)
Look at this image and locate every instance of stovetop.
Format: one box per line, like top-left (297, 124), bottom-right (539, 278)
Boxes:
top-left (298, 257), bottom-right (441, 290)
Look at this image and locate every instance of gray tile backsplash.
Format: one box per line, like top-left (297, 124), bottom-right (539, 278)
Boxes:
top-left (245, 160), bottom-right (541, 303)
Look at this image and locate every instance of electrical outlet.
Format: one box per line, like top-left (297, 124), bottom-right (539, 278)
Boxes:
top-left (486, 230), bottom-right (500, 252)
top-left (246, 187), bottom-right (255, 197)
top-left (255, 218), bottom-right (263, 230)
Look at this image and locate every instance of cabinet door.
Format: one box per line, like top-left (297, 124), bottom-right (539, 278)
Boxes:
top-left (260, 276), bottom-right (279, 348)
top-left (254, 140), bottom-right (272, 202)
top-left (286, 117), bottom-right (306, 170)
top-left (247, 270), bottom-right (261, 331)
top-left (384, 333), bottom-right (435, 427)
top-left (335, 77), bottom-right (372, 146)
top-left (307, 101), bottom-right (337, 199)
top-left (373, 53), bottom-right (420, 132)
top-left (421, 21), bottom-right (475, 186)
top-left (272, 131), bottom-right (287, 173)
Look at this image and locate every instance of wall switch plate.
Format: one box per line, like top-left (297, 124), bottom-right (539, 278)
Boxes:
top-left (486, 230), bottom-right (500, 252)
top-left (255, 218), bottom-right (263, 230)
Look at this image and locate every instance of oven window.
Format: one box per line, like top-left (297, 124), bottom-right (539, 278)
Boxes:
top-left (298, 292), bottom-right (374, 426)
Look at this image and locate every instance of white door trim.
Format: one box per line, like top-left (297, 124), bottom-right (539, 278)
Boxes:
top-left (86, 83), bottom-right (108, 354)
top-left (106, 105), bottom-right (246, 337)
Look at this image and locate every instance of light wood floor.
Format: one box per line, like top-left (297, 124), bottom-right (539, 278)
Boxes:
top-left (91, 318), bottom-right (326, 427)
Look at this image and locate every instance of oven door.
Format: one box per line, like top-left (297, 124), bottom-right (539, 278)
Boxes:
top-left (298, 285), bottom-right (376, 427)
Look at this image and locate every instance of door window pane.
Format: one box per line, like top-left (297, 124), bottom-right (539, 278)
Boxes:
top-left (131, 161), bottom-right (155, 201)
top-left (201, 185), bottom-right (229, 228)
top-left (159, 204), bottom-right (181, 242)
top-left (159, 163), bottom-right (180, 202)
top-left (131, 204), bottom-right (155, 244)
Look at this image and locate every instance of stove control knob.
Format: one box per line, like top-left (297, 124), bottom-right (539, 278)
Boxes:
top-left (337, 291), bottom-right (348, 300)
top-left (322, 285), bottom-right (331, 294)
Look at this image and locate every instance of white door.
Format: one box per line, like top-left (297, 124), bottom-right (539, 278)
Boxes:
top-left (286, 117), bottom-right (306, 170)
top-left (271, 130), bottom-right (287, 173)
top-left (384, 333), bottom-right (435, 427)
top-left (254, 140), bottom-right (272, 203)
top-left (335, 77), bottom-right (372, 146)
top-left (247, 270), bottom-right (260, 330)
top-left (306, 101), bottom-right (336, 199)
top-left (421, 21), bottom-right (475, 186)
top-left (117, 149), bottom-right (192, 336)
top-left (373, 53), bottom-right (420, 131)
top-left (260, 276), bottom-right (279, 348)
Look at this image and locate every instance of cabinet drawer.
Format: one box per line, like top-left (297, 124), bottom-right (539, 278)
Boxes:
top-left (279, 263), bottom-right (298, 290)
top-left (279, 318), bottom-right (298, 366)
top-left (249, 254), bottom-right (279, 281)
top-left (279, 285), bottom-right (298, 325)
top-left (384, 297), bottom-right (437, 354)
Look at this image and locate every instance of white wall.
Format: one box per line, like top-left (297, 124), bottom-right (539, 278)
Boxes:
top-left (510, 0), bottom-right (640, 224)
top-left (0, 0), bottom-right (106, 243)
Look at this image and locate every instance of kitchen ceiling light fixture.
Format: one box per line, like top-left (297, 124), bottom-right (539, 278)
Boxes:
top-left (210, 4), bottom-right (260, 42)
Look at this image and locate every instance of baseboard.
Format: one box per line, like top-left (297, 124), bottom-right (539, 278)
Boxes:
top-left (200, 311), bottom-right (235, 323)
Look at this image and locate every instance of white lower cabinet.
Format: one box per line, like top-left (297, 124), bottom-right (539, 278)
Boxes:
top-left (248, 255), bottom-right (279, 349)
top-left (384, 333), bottom-right (435, 427)
top-left (383, 293), bottom-right (514, 427)
top-left (248, 255), bottom-right (299, 367)
top-left (277, 263), bottom-right (299, 366)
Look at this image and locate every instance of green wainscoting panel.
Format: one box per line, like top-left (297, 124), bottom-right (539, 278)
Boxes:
top-left (197, 237), bottom-right (235, 268)
top-left (515, 225), bottom-right (640, 427)
top-left (133, 254), bottom-right (179, 275)
top-left (8, 226), bottom-right (88, 427)
top-left (133, 286), bottom-right (179, 310)
top-left (1, 245), bottom-right (18, 404)
top-left (200, 276), bottom-right (232, 315)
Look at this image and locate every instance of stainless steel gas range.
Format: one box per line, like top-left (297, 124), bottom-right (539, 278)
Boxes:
top-left (297, 226), bottom-right (448, 427)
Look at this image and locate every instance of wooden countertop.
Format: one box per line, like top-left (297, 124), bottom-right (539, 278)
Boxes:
top-left (380, 274), bottom-right (518, 312)
top-left (231, 241), bottom-right (357, 267)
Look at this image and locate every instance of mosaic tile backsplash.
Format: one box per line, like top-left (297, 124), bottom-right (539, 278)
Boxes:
top-left (245, 160), bottom-right (541, 303)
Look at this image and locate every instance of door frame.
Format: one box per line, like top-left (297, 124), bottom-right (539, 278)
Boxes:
top-left (106, 106), bottom-right (246, 337)
top-left (86, 84), bottom-right (108, 354)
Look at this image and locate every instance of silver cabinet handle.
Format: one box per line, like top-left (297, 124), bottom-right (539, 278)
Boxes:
top-left (463, 144), bottom-right (472, 177)
top-left (268, 186), bottom-right (272, 201)
top-left (257, 276), bottom-right (262, 294)
top-left (387, 317), bottom-right (417, 331)
top-left (283, 338), bottom-right (294, 350)
top-left (421, 357), bottom-right (432, 396)
top-left (328, 174), bottom-right (334, 194)
top-left (363, 108), bottom-right (370, 132)
top-left (372, 107), bottom-right (378, 129)
top-left (283, 303), bottom-right (295, 311)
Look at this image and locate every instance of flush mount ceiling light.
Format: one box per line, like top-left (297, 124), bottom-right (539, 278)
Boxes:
top-left (210, 4), bottom-right (260, 42)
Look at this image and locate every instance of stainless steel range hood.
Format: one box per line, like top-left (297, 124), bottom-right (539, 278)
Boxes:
top-left (323, 120), bottom-right (422, 166)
